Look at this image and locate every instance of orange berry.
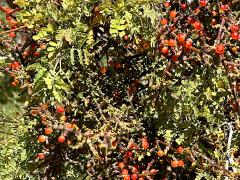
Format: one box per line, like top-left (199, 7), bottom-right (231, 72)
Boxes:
top-left (39, 43), bottom-right (46, 50)
top-left (142, 141), bottom-right (149, 149)
top-left (100, 66), bottom-right (107, 74)
top-left (38, 135), bottom-right (46, 143)
top-left (64, 123), bottom-right (73, 130)
top-left (176, 146), bottom-right (184, 154)
top-left (157, 149), bottom-right (165, 157)
top-left (178, 159), bottom-right (185, 167)
top-left (9, 32), bottom-right (16, 38)
top-left (161, 18), bottom-right (168, 25)
top-left (171, 160), bottom-right (178, 168)
top-left (118, 162), bottom-right (125, 169)
top-left (45, 127), bottom-right (53, 135)
top-left (177, 34), bottom-right (186, 43)
top-left (122, 169), bottom-right (128, 175)
top-left (36, 153), bottom-right (45, 159)
top-left (169, 10), bottom-right (177, 18)
top-left (58, 135), bottom-right (65, 143)
top-left (168, 39), bottom-right (176, 47)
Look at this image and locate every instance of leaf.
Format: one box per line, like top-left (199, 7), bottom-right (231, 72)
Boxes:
top-left (70, 48), bottom-right (75, 65)
top-left (100, 55), bottom-right (107, 66)
top-left (204, 87), bottom-right (212, 100)
top-left (47, 23), bottom-right (54, 32)
top-left (32, 68), bottom-right (47, 83)
top-left (52, 88), bottom-right (62, 102)
top-left (55, 78), bottom-right (70, 91)
top-left (77, 49), bottom-right (83, 65)
top-left (47, 47), bottom-right (55, 52)
top-left (26, 63), bottom-right (43, 71)
top-left (86, 30), bottom-right (94, 46)
top-left (44, 73), bottom-right (53, 89)
top-left (49, 41), bottom-right (58, 47)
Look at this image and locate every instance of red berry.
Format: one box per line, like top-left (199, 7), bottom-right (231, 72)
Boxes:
top-left (193, 21), bottom-right (202, 30)
top-left (114, 63), bottom-right (121, 69)
top-left (172, 55), bottom-right (179, 63)
top-left (164, 2), bottom-right (171, 8)
top-left (58, 135), bottom-right (65, 143)
top-left (220, 4), bottom-right (227, 12)
top-left (131, 174), bottom-right (138, 180)
top-left (230, 25), bottom-right (238, 32)
top-left (118, 162), bottom-right (125, 169)
top-left (45, 127), bottom-right (53, 135)
top-left (177, 34), bottom-right (186, 43)
top-left (181, 4), bottom-right (187, 10)
top-left (132, 165), bottom-right (138, 173)
top-left (187, 17), bottom-right (195, 24)
top-left (150, 169), bottom-right (158, 175)
top-left (9, 19), bottom-right (17, 26)
top-left (171, 160), bottom-right (178, 168)
top-left (178, 160), bottom-right (185, 167)
top-left (176, 146), bottom-right (184, 154)
top-left (38, 135), bottom-right (46, 143)
top-left (125, 151), bottom-right (133, 158)
top-left (33, 51), bottom-right (41, 58)
top-left (11, 25), bottom-right (17, 29)
top-left (11, 61), bottom-right (20, 70)
top-left (124, 35), bottom-right (129, 41)
top-left (215, 44), bottom-right (225, 55)
top-left (5, 7), bottom-right (13, 15)
top-left (231, 32), bottom-right (239, 40)
top-left (100, 66), bottom-right (107, 74)
top-left (199, 0), bottom-right (207, 7)
top-left (195, 8), bottom-right (201, 14)
top-left (6, 15), bottom-right (12, 20)
top-left (11, 81), bottom-right (17, 87)
top-left (23, 50), bottom-right (30, 57)
top-left (9, 32), bottom-right (16, 38)
top-left (37, 153), bottom-right (45, 159)
top-left (124, 175), bottom-right (130, 180)
top-left (30, 43), bottom-right (37, 50)
top-left (57, 106), bottom-right (65, 113)
top-left (169, 10), bottom-right (177, 19)
top-left (161, 18), bottom-right (168, 25)
top-left (122, 169), bottom-right (128, 175)
top-left (185, 39), bottom-right (192, 49)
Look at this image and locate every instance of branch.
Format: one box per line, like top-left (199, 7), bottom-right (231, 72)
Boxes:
top-left (216, 18), bottom-right (225, 45)
top-left (0, 26), bottom-right (27, 36)
top-left (157, 140), bottom-right (235, 177)
top-left (225, 123), bottom-right (234, 180)
top-left (221, 57), bottom-right (240, 117)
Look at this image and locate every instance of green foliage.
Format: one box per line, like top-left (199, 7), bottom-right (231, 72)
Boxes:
top-left (0, 0), bottom-right (239, 179)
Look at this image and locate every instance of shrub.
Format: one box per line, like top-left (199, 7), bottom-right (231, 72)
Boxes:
top-left (0, 0), bottom-right (239, 179)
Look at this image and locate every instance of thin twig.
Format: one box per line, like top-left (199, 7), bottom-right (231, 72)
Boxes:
top-left (0, 26), bottom-right (27, 36)
top-left (225, 123), bottom-right (233, 180)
